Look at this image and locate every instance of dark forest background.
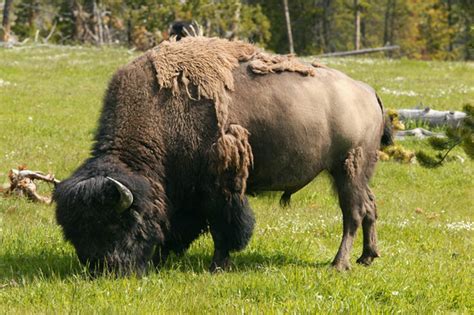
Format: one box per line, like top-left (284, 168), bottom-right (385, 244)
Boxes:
top-left (1, 0), bottom-right (473, 60)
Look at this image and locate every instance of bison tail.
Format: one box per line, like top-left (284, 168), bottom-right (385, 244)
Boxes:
top-left (376, 93), bottom-right (394, 147)
top-left (381, 116), bottom-right (394, 147)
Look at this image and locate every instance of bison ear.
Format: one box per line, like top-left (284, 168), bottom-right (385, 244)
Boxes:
top-left (106, 177), bottom-right (134, 213)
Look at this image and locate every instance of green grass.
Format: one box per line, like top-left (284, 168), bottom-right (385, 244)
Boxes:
top-left (1, 45), bottom-right (473, 313)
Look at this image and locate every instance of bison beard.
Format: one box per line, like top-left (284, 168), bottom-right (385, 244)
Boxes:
top-left (55, 36), bottom-right (387, 275)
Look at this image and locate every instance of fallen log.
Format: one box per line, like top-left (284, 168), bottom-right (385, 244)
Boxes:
top-left (316, 45), bottom-right (400, 58)
top-left (395, 128), bottom-right (444, 140)
top-left (397, 108), bottom-right (466, 128)
top-left (2, 167), bottom-right (60, 204)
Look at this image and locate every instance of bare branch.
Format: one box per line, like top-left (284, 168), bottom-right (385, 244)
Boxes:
top-left (3, 167), bottom-right (61, 204)
top-left (43, 21), bottom-right (57, 43)
top-left (11, 169), bottom-right (60, 185)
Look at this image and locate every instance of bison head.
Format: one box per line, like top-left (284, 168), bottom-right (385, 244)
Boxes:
top-left (54, 158), bottom-right (162, 275)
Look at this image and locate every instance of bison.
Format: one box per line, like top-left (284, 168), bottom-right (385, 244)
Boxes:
top-left (54, 36), bottom-right (391, 275)
top-left (168, 20), bottom-right (201, 41)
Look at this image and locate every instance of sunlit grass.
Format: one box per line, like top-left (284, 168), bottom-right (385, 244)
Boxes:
top-left (0, 45), bottom-right (473, 313)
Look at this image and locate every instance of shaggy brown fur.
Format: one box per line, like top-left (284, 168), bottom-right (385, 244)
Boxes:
top-left (211, 124), bottom-right (254, 197)
top-left (148, 37), bottom-right (257, 104)
top-left (147, 36), bottom-right (316, 197)
top-left (344, 147), bottom-right (364, 180)
top-left (147, 37), bottom-right (257, 197)
top-left (311, 60), bottom-right (327, 68)
top-left (249, 53), bottom-right (316, 76)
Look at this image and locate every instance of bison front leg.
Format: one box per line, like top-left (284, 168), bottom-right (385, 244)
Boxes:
top-left (207, 193), bottom-right (255, 273)
top-left (152, 246), bottom-right (170, 267)
top-left (153, 207), bottom-right (208, 269)
top-left (330, 147), bottom-right (380, 271)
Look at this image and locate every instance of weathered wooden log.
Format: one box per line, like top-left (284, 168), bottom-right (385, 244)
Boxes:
top-left (398, 108), bottom-right (466, 128)
top-left (395, 128), bottom-right (444, 140)
top-left (316, 45), bottom-right (400, 57)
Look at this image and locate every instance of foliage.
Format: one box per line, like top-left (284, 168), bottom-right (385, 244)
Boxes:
top-left (386, 108), bottom-right (405, 131)
top-left (6, 0), bottom-right (270, 50)
top-left (2, 0), bottom-right (472, 58)
top-left (417, 104), bottom-right (474, 167)
top-left (250, 0), bottom-right (473, 59)
top-left (0, 45), bottom-right (473, 314)
top-left (382, 144), bottom-right (415, 163)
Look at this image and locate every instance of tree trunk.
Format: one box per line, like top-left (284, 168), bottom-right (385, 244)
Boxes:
top-left (80, 0), bottom-right (96, 44)
top-left (354, 0), bottom-right (360, 50)
top-left (460, 0), bottom-right (473, 60)
top-left (383, 0), bottom-right (392, 45)
top-left (464, 18), bottom-right (471, 60)
top-left (282, 0), bottom-right (294, 54)
top-left (383, 0), bottom-right (397, 57)
top-left (389, 0), bottom-right (396, 46)
top-left (2, 0), bottom-right (14, 42)
top-left (93, 1), bottom-right (103, 45)
top-left (230, 1), bottom-right (241, 39)
top-left (66, 0), bottom-right (85, 42)
top-left (447, 0), bottom-right (453, 52)
top-left (322, 0), bottom-right (332, 52)
top-left (361, 16), bottom-right (366, 47)
top-left (27, 0), bottom-right (39, 33)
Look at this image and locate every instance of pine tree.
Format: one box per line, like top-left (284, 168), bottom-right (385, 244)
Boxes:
top-left (416, 104), bottom-right (474, 167)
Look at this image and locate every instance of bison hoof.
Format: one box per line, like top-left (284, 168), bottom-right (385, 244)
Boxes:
top-left (331, 260), bottom-right (351, 271)
top-left (209, 258), bottom-right (231, 273)
top-left (209, 265), bottom-right (225, 274)
top-left (356, 253), bottom-right (380, 266)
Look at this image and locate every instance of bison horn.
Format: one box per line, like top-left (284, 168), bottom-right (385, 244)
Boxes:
top-left (106, 177), bottom-right (133, 213)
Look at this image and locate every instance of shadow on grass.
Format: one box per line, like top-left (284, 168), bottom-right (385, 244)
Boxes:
top-left (0, 249), bottom-right (330, 283)
top-left (0, 252), bottom-right (83, 283)
top-left (161, 251), bottom-right (331, 273)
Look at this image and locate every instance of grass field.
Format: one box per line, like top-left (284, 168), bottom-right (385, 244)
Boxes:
top-left (0, 45), bottom-right (473, 313)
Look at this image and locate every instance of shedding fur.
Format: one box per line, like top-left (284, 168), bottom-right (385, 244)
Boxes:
top-left (249, 53), bottom-right (316, 76)
top-left (311, 60), bottom-right (327, 68)
top-left (344, 147), bottom-right (364, 180)
top-left (148, 36), bottom-right (315, 197)
top-left (212, 124), bottom-right (254, 197)
top-left (148, 36), bottom-right (257, 108)
top-left (147, 36), bottom-right (256, 197)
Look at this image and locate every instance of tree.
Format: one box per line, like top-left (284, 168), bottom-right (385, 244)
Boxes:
top-left (354, 0), bottom-right (360, 50)
top-left (383, 0), bottom-right (394, 45)
top-left (1, 0), bottom-right (14, 42)
top-left (321, 0), bottom-right (334, 52)
top-left (282, 0), bottom-right (294, 53)
top-left (2, 0), bottom-right (472, 59)
top-left (458, 0), bottom-right (474, 60)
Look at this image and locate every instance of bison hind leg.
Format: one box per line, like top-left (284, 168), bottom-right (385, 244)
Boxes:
top-left (356, 186), bottom-right (380, 266)
top-left (279, 192), bottom-right (292, 207)
top-left (330, 147), bottom-right (380, 271)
